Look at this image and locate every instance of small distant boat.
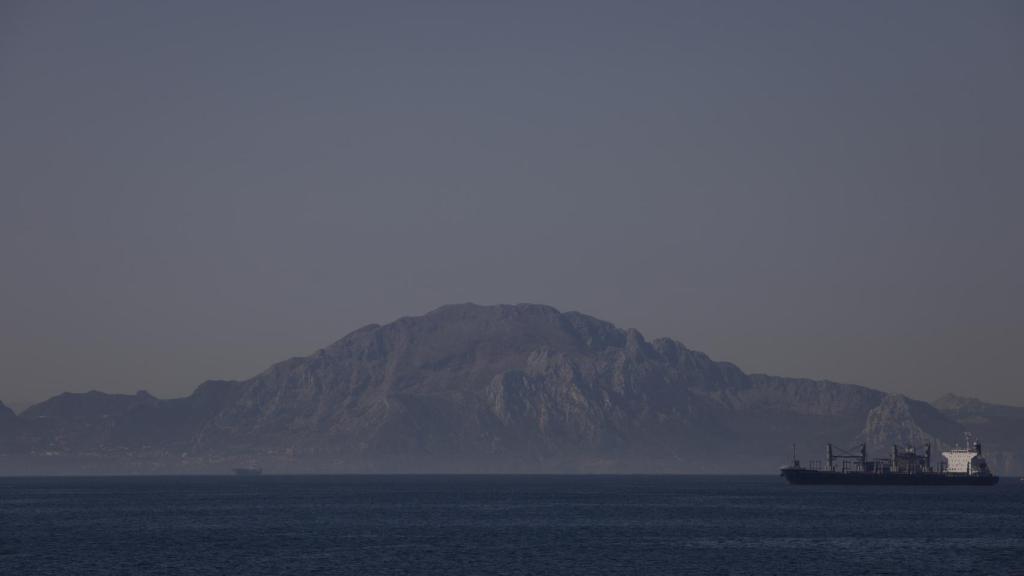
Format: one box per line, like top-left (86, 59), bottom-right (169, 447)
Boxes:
top-left (232, 467), bottom-right (263, 476)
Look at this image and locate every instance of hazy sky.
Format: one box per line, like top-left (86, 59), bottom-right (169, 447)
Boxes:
top-left (2, 1), bottom-right (1022, 409)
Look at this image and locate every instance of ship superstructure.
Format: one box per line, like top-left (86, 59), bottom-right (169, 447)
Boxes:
top-left (941, 443), bottom-right (993, 476)
top-left (780, 438), bottom-right (998, 486)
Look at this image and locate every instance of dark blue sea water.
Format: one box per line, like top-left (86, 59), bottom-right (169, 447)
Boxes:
top-left (1, 475), bottom-right (1022, 575)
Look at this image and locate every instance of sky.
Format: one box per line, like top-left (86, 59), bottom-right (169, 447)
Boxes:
top-left (1, 1), bottom-right (1022, 410)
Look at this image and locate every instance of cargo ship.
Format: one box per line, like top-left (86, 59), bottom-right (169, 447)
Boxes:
top-left (780, 439), bottom-right (998, 486)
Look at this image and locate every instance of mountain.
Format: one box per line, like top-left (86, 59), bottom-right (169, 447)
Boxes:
top-left (17, 390), bottom-right (160, 452)
top-left (0, 401), bottom-right (23, 454)
top-left (1, 303), bottom-right (1020, 474)
top-left (0, 401), bottom-right (16, 434)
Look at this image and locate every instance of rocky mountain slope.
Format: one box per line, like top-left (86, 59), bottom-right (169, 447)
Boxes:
top-left (0, 402), bottom-right (17, 452)
top-left (1, 303), bottom-right (1020, 474)
top-left (0, 401), bottom-right (15, 423)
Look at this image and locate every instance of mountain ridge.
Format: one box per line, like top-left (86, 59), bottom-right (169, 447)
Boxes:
top-left (2, 303), bottom-right (1021, 474)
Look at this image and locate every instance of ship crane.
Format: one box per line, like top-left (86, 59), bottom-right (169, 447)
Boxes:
top-left (825, 443), bottom-right (868, 473)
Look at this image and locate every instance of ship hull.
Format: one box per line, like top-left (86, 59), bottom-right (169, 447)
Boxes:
top-left (781, 468), bottom-right (999, 486)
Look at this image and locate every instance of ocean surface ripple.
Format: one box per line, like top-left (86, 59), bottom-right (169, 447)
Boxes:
top-left (1, 475), bottom-right (1022, 575)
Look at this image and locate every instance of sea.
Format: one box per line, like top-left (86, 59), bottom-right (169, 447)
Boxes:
top-left (1, 475), bottom-right (1022, 575)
